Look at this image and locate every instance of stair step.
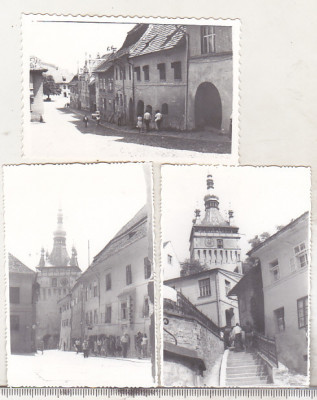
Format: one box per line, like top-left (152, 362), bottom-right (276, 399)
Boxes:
top-left (226, 378), bottom-right (269, 386)
top-left (226, 372), bottom-right (268, 378)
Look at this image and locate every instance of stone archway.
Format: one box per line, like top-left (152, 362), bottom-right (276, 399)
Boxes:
top-left (136, 100), bottom-right (144, 117)
top-left (195, 82), bottom-right (222, 130)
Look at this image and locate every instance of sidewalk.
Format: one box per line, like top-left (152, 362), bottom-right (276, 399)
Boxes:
top-left (69, 107), bottom-right (231, 145)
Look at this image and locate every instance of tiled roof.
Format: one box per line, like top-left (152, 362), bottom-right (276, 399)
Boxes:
top-left (8, 253), bottom-right (35, 274)
top-left (130, 24), bottom-right (186, 58)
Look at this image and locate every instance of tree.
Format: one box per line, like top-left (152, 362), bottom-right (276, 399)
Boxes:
top-left (43, 74), bottom-right (60, 100)
top-left (180, 259), bottom-right (207, 277)
top-left (248, 231), bottom-right (271, 249)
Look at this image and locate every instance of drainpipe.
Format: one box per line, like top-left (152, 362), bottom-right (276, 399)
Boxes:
top-left (215, 273), bottom-right (221, 327)
top-left (128, 59), bottom-right (135, 125)
top-left (184, 31), bottom-right (190, 131)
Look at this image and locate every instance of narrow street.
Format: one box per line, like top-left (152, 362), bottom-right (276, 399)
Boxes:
top-left (8, 350), bottom-right (154, 387)
top-left (24, 97), bottom-right (232, 162)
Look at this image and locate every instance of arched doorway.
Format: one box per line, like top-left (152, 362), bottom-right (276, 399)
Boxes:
top-left (195, 82), bottom-right (222, 130)
top-left (128, 98), bottom-right (134, 123)
top-left (136, 100), bottom-right (144, 117)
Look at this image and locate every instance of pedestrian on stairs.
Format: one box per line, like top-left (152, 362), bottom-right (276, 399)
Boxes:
top-left (232, 323), bottom-right (243, 352)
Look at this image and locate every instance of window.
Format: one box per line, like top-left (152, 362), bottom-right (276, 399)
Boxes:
top-left (105, 305), bottom-right (112, 323)
top-left (171, 61), bottom-right (182, 80)
top-left (157, 63), bottom-right (166, 80)
top-left (10, 287), bottom-right (20, 304)
top-left (144, 257), bottom-right (151, 279)
top-left (162, 103), bottom-right (168, 115)
top-left (270, 259), bottom-right (280, 282)
top-left (42, 288), bottom-right (46, 300)
top-left (129, 65), bottom-right (132, 80)
top-left (297, 296), bottom-right (308, 329)
top-left (201, 26), bottom-right (216, 54)
top-left (167, 254), bottom-right (172, 265)
top-left (126, 264), bottom-right (132, 285)
top-left (121, 302), bottom-right (128, 320)
top-left (134, 67), bottom-right (141, 81)
top-left (225, 280), bottom-right (231, 296)
top-left (48, 289), bottom-right (51, 297)
top-left (89, 311), bottom-right (93, 324)
top-left (85, 312), bottom-right (89, 325)
top-left (94, 309), bottom-right (98, 324)
top-left (106, 273), bottom-right (112, 291)
top-left (199, 278), bottom-right (211, 297)
top-left (115, 67), bottom-right (118, 80)
top-left (143, 65), bottom-right (150, 81)
top-left (63, 85), bottom-right (66, 90)
top-left (10, 315), bottom-right (19, 331)
top-left (52, 278), bottom-right (57, 287)
top-left (143, 297), bottom-right (150, 317)
top-left (274, 307), bottom-right (285, 332)
top-left (294, 243), bottom-right (308, 269)
top-left (93, 283), bottom-right (98, 297)
top-left (108, 78), bottom-right (113, 92)
top-left (217, 239), bottom-right (223, 248)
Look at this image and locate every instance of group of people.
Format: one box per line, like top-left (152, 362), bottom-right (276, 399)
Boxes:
top-left (136, 110), bottom-right (162, 133)
top-left (82, 109), bottom-right (163, 133)
top-left (222, 322), bottom-right (254, 352)
top-left (83, 114), bottom-right (100, 128)
top-left (73, 332), bottom-right (149, 359)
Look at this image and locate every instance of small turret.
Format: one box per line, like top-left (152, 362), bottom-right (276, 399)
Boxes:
top-left (39, 247), bottom-right (45, 268)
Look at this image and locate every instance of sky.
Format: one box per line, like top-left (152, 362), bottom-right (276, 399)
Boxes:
top-left (161, 165), bottom-right (311, 263)
top-left (23, 15), bottom-right (136, 74)
top-left (4, 163), bottom-right (148, 272)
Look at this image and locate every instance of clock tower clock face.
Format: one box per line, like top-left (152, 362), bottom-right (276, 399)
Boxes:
top-left (205, 238), bottom-right (214, 247)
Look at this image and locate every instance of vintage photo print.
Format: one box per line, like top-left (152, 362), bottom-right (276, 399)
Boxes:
top-left (4, 162), bottom-right (156, 387)
top-left (22, 14), bottom-right (239, 164)
top-left (161, 165), bottom-right (310, 387)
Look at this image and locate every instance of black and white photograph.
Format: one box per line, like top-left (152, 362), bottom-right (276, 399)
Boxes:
top-left (23, 15), bottom-right (239, 163)
top-left (161, 165), bottom-right (310, 387)
top-left (4, 162), bottom-right (156, 387)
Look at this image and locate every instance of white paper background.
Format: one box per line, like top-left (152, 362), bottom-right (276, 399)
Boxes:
top-left (1, 0), bottom-right (317, 388)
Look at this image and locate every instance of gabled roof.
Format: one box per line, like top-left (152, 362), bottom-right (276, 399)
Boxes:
top-left (247, 211), bottom-right (309, 256)
top-left (8, 253), bottom-right (35, 274)
top-left (130, 24), bottom-right (186, 58)
top-left (83, 206), bottom-right (147, 275)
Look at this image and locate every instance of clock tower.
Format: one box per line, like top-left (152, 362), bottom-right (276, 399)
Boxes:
top-left (189, 174), bottom-right (242, 273)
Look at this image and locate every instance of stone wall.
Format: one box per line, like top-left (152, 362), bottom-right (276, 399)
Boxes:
top-left (164, 312), bottom-right (224, 385)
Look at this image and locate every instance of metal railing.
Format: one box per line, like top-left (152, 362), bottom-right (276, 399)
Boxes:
top-left (164, 291), bottom-right (221, 338)
top-left (253, 332), bottom-right (278, 367)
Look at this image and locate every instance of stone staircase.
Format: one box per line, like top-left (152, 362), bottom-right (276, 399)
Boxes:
top-left (226, 351), bottom-right (271, 386)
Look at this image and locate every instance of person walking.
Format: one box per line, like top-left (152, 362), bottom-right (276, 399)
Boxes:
top-left (121, 333), bottom-right (129, 358)
top-left (136, 115), bottom-right (143, 133)
top-left (83, 115), bottom-right (89, 128)
top-left (97, 339), bottom-right (102, 356)
top-left (143, 110), bottom-right (151, 132)
top-left (136, 332), bottom-right (143, 359)
top-left (141, 333), bottom-right (148, 358)
top-left (96, 114), bottom-right (101, 126)
top-left (154, 110), bottom-right (162, 131)
top-left (232, 323), bottom-right (243, 352)
top-left (82, 339), bottom-right (89, 358)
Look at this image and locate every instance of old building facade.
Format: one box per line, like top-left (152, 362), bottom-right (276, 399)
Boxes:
top-left (186, 25), bottom-right (233, 132)
top-left (9, 254), bottom-right (36, 353)
top-left (73, 206), bottom-right (153, 358)
top-left (247, 212), bottom-right (309, 375)
top-left (35, 209), bottom-right (81, 349)
top-left (73, 23), bottom-right (233, 133)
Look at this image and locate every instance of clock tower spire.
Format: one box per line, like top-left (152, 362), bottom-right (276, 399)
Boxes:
top-left (189, 174), bottom-right (242, 273)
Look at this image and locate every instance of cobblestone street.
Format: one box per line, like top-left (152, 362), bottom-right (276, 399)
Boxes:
top-left (24, 97), bottom-right (231, 162)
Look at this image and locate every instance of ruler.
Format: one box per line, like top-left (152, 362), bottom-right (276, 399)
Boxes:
top-left (0, 388), bottom-right (317, 399)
